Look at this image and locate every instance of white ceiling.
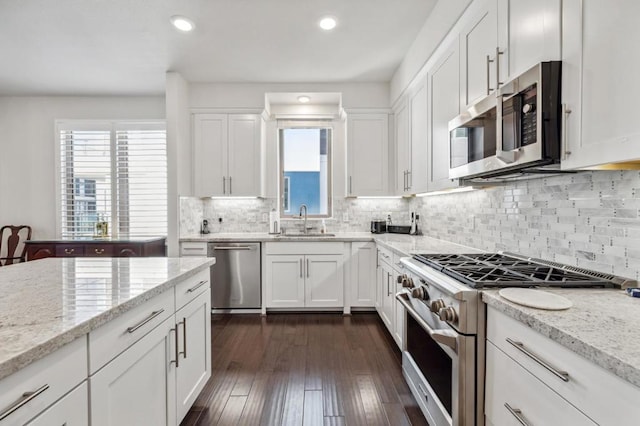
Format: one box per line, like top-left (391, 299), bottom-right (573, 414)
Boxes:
top-left (0, 0), bottom-right (438, 96)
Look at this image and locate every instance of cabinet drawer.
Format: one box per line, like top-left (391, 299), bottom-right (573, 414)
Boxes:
top-left (264, 242), bottom-right (344, 255)
top-left (89, 289), bottom-right (174, 374)
top-left (180, 242), bottom-right (208, 257)
top-left (487, 307), bottom-right (640, 425)
top-left (377, 245), bottom-right (392, 264)
top-left (55, 245), bottom-right (85, 257)
top-left (485, 342), bottom-right (596, 426)
top-left (175, 269), bottom-right (210, 311)
top-left (85, 244), bottom-right (114, 257)
top-left (113, 244), bottom-right (141, 257)
top-left (26, 382), bottom-right (88, 425)
top-left (0, 337), bottom-right (86, 426)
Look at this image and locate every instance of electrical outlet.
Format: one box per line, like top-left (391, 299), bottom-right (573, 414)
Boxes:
top-left (342, 211), bottom-right (349, 222)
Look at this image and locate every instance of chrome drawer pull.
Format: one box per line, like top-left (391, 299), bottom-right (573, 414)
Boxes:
top-left (126, 309), bottom-right (165, 333)
top-left (0, 384), bottom-right (49, 421)
top-left (213, 246), bottom-right (252, 250)
top-left (506, 338), bottom-right (570, 382)
top-left (504, 403), bottom-right (530, 426)
top-left (187, 280), bottom-right (208, 293)
top-left (183, 247), bottom-right (205, 251)
top-left (170, 326), bottom-right (179, 368)
top-left (182, 317), bottom-right (187, 359)
top-left (417, 384), bottom-right (429, 402)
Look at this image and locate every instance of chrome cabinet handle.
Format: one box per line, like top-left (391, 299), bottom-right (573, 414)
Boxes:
top-left (229, 176), bottom-right (232, 194)
top-left (223, 176), bottom-right (226, 194)
top-left (408, 170), bottom-right (412, 190)
top-left (170, 326), bottom-right (179, 368)
top-left (187, 280), bottom-right (208, 293)
top-left (504, 403), bottom-right (530, 426)
top-left (300, 259), bottom-right (303, 278)
top-left (562, 104), bottom-right (572, 160)
top-left (94, 248), bottom-right (105, 254)
top-left (183, 247), bottom-right (205, 251)
top-left (179, 317), bottom-right (187, 359)
top-left (486, 54), bottom-right (495, 95)
top-left (64, 248), bottom-right (74, 254)
top-left (506, 338), bottom-right (569, 382)
top-left (306, 259), bottom-right (310, 278)
top-left (417, 384), bottom-right (429, 401)
top-left (126, 309), bottom-right (165, 333)
top-left (495, 47), bottom-right (504, 87)
top-left (349, 176), bottom-right (352, 194)
top-left (0, 384), bottom-right (49, 421)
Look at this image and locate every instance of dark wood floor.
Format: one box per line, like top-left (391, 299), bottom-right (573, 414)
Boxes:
top-left (181, 313), bottom-right (429, 426)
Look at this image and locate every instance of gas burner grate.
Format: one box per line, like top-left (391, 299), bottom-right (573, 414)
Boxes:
top-left (413, 253), bottom-right (616, 288)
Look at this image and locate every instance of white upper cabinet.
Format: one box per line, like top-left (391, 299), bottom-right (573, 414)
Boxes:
top-left (428, 40), bottom-right (460, 192)
top-left (460, 0), bottom-right (498, 108)
top-left (192, 113), bottom-right (263, 197)
top-left (497, 0), bottom-right (561, 83)
top-left (346, 113), bottom-right (389, 196)
top-left (561, 0), bottom-right (640, 169)
top-left (409, 77), bottom-right (430, 194)
top-left (394, 100), bottom-right (411, 195)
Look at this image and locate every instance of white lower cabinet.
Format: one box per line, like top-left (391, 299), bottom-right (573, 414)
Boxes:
top-left (27, 382), bottom-right (88, 426)
top-left (350, 242), bottom-right (377, 308)
top-left (90, 316), bottom-right (177, 426)
top-left (176, 289), bottom-right (212, 422)
top-left (264, 243), bottom-right (345, 309)
top-left (486, 306), bottom-right (640, 426)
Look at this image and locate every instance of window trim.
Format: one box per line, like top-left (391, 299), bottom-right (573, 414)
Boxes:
top-left (277, 122), bottom-right (333, 220)
top-left (54, 119), bottom-right (166, 239)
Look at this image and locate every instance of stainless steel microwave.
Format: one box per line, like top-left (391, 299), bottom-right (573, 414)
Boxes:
top-left (448, 61), bottom-right (562, 181)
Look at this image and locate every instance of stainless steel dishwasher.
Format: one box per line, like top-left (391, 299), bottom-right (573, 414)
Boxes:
top-left (207, 241), bottom-right (261, 310)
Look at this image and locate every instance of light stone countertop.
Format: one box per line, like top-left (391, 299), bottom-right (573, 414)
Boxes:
top-left (180, 232), bottom-right (482, 256)
top-left (483, 289), bottom-right (640, 388)
top-left (0, 257), bottom-right (215, 381)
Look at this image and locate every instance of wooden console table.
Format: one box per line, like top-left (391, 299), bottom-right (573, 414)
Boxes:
top-left (26, 237), bottom-right (166, 260)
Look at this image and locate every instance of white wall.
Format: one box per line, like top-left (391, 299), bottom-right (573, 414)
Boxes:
top-left (390, 0), bottom-right (472, 104)
top-left (0, 96), bottom-right (165, 239)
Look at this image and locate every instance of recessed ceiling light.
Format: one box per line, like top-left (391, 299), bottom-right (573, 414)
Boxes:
top-left (319, 16), bottom-right (337, 31)
top-left (297, 95), bottom-right (311, 103)
top-left (170, 15), bottom-right (195, 32)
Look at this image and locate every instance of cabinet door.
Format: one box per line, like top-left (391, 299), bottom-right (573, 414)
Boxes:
top-left (428, 40), bottom-right (460, 192)
top-left (227, 114), bottom-right (261, 196)
top-left (27, 382), bottom-right (88, 426)
top-left (350, 242), bottom-right (377, 307)
top-left (193, 114), bottom-right (228, 196)
top-left (410, 78), bottom-right (429, 194)
top-left (176, 288), bottom-right (212, 423)
top-left (460, 0), bottom-right (498, 108)
top-left (379, 263), bottom-right (394, 332)
top-left (265, 255), bottom-right (305, 308)
top-left (90, 316), bottom-right (176, 426)
top-left (497, 0), bottom-right (561, 83)
top-left (305, 254), bottom-right (344, 308)
top-left (561, 0), bottom-right (640, 169)
top-left (347, 113), bottom-right (389, 196)
top-left (394, 100), bottom-right (411, 194)
top-left (394, 280), bottom-right (405, 350)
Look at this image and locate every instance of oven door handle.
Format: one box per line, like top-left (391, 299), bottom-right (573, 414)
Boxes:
top-left (396, 292), bottom-right (458, 353)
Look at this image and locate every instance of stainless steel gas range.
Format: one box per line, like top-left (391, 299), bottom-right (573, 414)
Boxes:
top-left (395, 252), bottom-right (634, 426)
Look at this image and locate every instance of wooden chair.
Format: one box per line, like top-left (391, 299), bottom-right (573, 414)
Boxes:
top-left (0, 225), bottom-right (32, 266)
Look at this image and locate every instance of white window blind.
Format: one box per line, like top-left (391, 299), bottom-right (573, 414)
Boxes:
top-left (59, 121), bottom-right (167, 239)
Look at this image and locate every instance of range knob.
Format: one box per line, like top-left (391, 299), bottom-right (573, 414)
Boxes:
top-left (411, 286), bottom-right (429, 301)
top-left (402, 276), bottom-right (415, 288)
top-left (430, 299), bottom-right (446, 313)
top-left (438, 306), bottom-right (458, 323)
top-left (396, 274), bottom-right (407, 284)
top-left (522, 103), bottom-right (536, 114)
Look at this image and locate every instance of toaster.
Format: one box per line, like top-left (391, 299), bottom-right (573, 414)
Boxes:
top-left (370, 220), bottom-right (387, 234)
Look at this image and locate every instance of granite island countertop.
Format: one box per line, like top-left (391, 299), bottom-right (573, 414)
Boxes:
top-left (483, 288), bottom-right (640, 388)
top-left (0, 257), bottom-right (215, 381)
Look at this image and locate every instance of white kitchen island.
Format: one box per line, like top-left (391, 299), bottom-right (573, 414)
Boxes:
top-left (0, 256), bottom-right (215, 426)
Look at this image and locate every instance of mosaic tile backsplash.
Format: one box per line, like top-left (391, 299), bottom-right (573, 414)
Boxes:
top-left (180, 170), bottom-right (640, 280)
top-left (410, 170), bottom-right (640, 281)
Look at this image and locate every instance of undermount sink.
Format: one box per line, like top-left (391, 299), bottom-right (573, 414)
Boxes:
top-left (276, 233), bottom-right (336, 237)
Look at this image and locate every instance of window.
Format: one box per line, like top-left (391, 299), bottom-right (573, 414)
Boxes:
top-left (58, 121), bottom-right (167, 238)
top-left (279, 126), bottom-right (332, 218)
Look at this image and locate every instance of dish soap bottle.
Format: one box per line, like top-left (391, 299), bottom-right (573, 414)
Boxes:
top-left (321, 219), bottom-right (327, 234)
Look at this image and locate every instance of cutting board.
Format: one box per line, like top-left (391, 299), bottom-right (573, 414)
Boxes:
top-left (498, 288), bottom-right (573, 310)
